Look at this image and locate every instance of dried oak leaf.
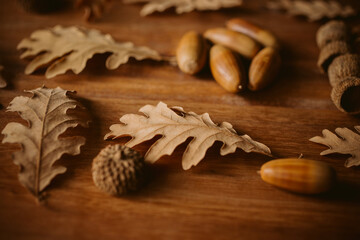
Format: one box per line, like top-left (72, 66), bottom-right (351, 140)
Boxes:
top-left (1, 86), bottom-right (89, 199)
top-left (310, 126), bottom-right (360, 167)
top-left (75, 0), bottom-right (113, 22)
top-left (123, 0), bottom-right (243, 16)
top-left (17, 25), bottom-right (162, 79)
top-left (267, 0), bottom-right (356, 22)
top-left (0, 65), bottom-right (6, 88)
top-left (105, 102), bottom-right (271, 170)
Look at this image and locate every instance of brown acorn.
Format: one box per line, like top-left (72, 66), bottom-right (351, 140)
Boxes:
top-left (260, 158), bottom-right (336, 194)
top-left (209, 45), bottom-right (246, 93)
top-left (204, 28), bottom-right (261, 59)
top-left (226, 18), bottom-right (280, 49)
top-left (176, 31), bottom-right (208, 75)
top-left (248, 47), bottom-right (281, 91)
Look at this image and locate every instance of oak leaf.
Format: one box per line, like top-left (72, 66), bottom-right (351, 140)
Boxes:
top-left (105, 102), bottom-right (271, 170)
top-left (0, 65), bottom-right (6, 88)
top-left (267, 0), bottom-right (356, 22)
top-left (17, 25), bottom-right (163, 79)
top-left (1, 86), bottom-right (89, 199)
top-left (310, 126), bottom-right (360, 167)
top-left (123, 0), bottom-right (243, 16)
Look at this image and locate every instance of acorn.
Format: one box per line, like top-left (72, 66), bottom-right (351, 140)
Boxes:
top-left (204, 28), bottom-right (261, 59)
top-left (176, 31), bottom-right (208, 75)
top-left (209, 44), bottom-right (246, 93)
top-left (226, 18), bottom-right (280, 49)
top-left (260, 158), bottom-right (336, 194)
top-left (92, 144), bottom-right (146, 196)
top-left (248, 47), bottom-right (281, 91)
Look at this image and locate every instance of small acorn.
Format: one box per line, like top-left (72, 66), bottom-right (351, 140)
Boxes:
top-left (204, 28), bottom-right (261, 59)
top-left (92, 144), bottom-right (145, 196)
top-left (248, 47), bottom-right (281, 91)
top-left (209, 45), bottom-right (246, 93)
top-left (260, 158), bottom-right (336, 194)
top-left (176, 31), bottom-right (208, 75)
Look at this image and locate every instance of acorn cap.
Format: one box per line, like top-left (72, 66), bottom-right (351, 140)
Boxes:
top-left (317, 41), bottom-right (351, 72)
top-left (331, 77), bottom-right (360, 115)
top-left (92, 144), bottom-right (145, 196)
top-left (316, 21), bottom-right (349, 49)
top-left (353, 26), bottom-right (360, 55)
top-left (328, 54), bottom-right (360, 87)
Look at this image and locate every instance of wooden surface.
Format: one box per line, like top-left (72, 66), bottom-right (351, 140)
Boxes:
top-left (1, 1), bottom-right (360, 239)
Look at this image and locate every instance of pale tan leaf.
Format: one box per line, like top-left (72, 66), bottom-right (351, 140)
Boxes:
top-left (0, 65), bottom-right (6, 88)
top-left (17, 25), bottom-right (162, 78)
top-left (310, 126), bottom-right (360, 167)
top-left (124, 0), bottom-right (243, 16)
top-left (1, 86), bottom-right (89, 199)
top-left (105, 102), bottom-right (271, 170)
top-left (267, 0), bottom-right (356, 22)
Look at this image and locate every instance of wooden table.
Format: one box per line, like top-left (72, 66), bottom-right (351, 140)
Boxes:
top-left (1, 1), bottom-right (360, 239)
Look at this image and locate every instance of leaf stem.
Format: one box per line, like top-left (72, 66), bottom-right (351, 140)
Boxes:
top-left (35, 90), bottom-right (51, 197)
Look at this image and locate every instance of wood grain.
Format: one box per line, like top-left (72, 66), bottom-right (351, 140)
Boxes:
top-left (1, 1), bottom-right (360, 239)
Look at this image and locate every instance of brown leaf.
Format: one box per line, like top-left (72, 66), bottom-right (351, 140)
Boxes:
top-left (75, 0), bottom-right (113, 22)
top-left (105, 102), bottom-right (271, 170)
top-left (310, 126), bottom-right (360, 167)
top-left (123, 0), bottom-right (243, 16)
top-left (1, 86), bottom-right (89, 199)
top-left (0, 65), bottom-right (6, 88)
top-left (267, 0), bottom-right (356, 22)
top-left (17, 25), bottom-right (163, 79)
